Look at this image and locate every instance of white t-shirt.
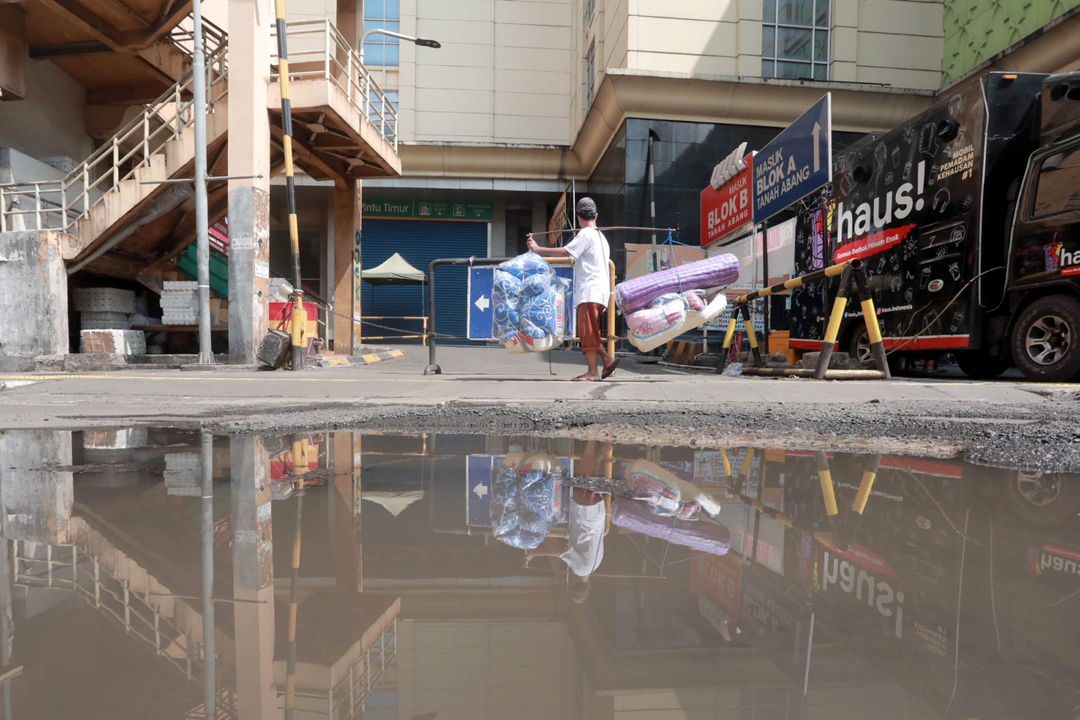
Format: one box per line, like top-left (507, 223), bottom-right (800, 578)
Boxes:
top-left (564, 226), bottom-right (611, 308)
top-left (559, 499), bottom-right (606, 577)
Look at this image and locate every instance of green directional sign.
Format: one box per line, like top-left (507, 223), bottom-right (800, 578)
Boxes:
top-left (363, 198), bottom-right (493, 221)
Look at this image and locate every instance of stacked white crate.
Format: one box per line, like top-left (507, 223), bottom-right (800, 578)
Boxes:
top-left (73, 287), bottom-right (134, 330)
top-left (74, 287), bottom-right (145, 354)
top-left (163, 452), bottom-right (201, 497)
top-left (161, 280), bottom-right (199, 325)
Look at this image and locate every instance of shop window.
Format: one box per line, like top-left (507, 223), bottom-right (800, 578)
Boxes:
top-left (761, 0), bottom-right (828, 80)
top-left (363, 0), bottom-right (401, 67)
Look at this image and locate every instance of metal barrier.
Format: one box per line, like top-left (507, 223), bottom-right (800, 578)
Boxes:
top-left (360, 315), bottom-right (429, 344)
top-left (423, 256), bottom-right (616, 375)
top-left (717, 258), bottom-right (891, 380)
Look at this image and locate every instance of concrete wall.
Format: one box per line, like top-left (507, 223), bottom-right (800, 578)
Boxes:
top-left (401, 0), bottom-right (572, 145)
top-left (0, 59), bottom-right (92, 164)
top-left (0, 231), bottom-right (69, 370)
top-left (832, 0), bottom-right (944, 89)
top-left (0, 430), bottom-right (73, 545)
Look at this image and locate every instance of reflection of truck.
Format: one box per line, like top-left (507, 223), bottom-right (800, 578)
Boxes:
top-left (790, 71), bottom-right (1080, 380)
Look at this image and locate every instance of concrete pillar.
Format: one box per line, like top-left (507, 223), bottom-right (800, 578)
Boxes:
top-left (227, 0), bottom-right (272, 364)
top-left (490, 199), bottom-right (507, 257)
top-left (332, 431), bottom-right (362, 592)
top-left (333, 180), bottom-right (361, 352)
top-left (230, 436), bottom-right (275, 718)
top-left (0, 231), bottom-right (68, 370)
top-left (337, 0), bottom-right (359, 47)
top-left (0, 430), bottom-right (72, 544)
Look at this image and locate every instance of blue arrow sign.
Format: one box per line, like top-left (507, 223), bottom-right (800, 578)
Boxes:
top-left (467, 267), bottom-right (494, 340)
top-left (753, 93), bottom-right (832, 223)
top-left (467, 265), bottom-right (575, 341)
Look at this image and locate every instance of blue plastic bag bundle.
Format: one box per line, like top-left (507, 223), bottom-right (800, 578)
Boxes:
top-left (492, 252), bottom-right (569, 353)
top-left (491, 452), bottom-right (566, 550)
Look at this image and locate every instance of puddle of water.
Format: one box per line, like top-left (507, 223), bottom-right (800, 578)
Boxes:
top-left (0, 428), bottom-right (1077, 719)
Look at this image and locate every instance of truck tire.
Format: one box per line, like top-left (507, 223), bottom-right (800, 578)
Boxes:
top-left (1011, 295), bottom-right (1080, 382)
top-left (954, 351), bottom-right (1010, 379)
top-left (848, 327), bottom-right (872, 366)
top-left (1004, 469), bottom-right (1080, 527)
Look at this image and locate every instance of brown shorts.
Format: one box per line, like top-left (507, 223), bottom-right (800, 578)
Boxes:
top-left (576, 302), bottom-right (605, 354)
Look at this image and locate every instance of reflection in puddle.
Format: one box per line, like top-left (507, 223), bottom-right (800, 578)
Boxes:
top-left (0, 429), bottom-right (1077, 719)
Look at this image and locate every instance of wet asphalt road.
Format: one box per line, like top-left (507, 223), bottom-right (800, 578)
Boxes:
top-left (1, 345), bottom-right (1079, 472)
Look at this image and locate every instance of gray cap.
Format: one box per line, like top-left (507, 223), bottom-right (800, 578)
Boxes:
top-left (575, 196), bottom-right (597, 220)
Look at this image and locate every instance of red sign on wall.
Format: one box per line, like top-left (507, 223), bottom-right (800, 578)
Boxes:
top-left (700, 154), bottom-right (754, 247)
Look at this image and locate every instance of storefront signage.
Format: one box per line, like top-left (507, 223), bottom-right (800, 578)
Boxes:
top-left (363, 198), bottom-right (493, 221)
top-left (753, 93), bottom-right (832, 222)
top-left (701, 153), bottom-right (754, 246)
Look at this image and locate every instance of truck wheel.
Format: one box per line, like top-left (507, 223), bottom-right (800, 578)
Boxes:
top-left (1004, 469), bottom-right (1080, 527)
top-left (1011, 295), bottom-right (1080, 381)
top-left (848, 327), bottom-right (872, 366)
top-left (954, 351), bottom-right (1010, 379)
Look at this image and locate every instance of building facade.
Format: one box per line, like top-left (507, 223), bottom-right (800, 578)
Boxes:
top-left (2, 0), bottom-right (1079, 364)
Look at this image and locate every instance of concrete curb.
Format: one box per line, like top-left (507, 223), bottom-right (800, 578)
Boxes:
top-left (318, 347), bottom-right (407, 367)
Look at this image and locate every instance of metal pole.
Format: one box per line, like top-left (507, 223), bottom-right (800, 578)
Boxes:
top-left (192, 0), bottom-right (213, 365)
top-left (200, 430), bottom-right (216, 717)
top-left (761, 219), bottom-right (770, 353)
top-left (274, 0), bottom-right (306, 370)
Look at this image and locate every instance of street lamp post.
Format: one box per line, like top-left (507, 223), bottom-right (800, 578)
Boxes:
top-left (359, 28), bottom-right (440, 65)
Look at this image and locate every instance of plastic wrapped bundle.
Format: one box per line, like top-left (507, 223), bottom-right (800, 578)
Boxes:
top-left (491, 452), bottom-right (566, 550)
top-left (625, 290), bottom-right (728, 352)
top-left (492, 253), bottom-right (570, 353)
top-left (612, 499), bottom-right (731, 556)
top-left (615, 253), bottom-right (740, 314)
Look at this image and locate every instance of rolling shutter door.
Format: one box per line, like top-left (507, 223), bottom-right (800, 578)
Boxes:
top-left (361, 219), bottom-right (488, 344)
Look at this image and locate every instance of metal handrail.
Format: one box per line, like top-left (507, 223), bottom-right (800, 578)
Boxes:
top-left (1, 18), bottom-right (400, 235)
top-left (270, 19), bottom-right (399, 150)
top-left (167, 13), bottom-right (228, 60)
top-left (0, 41), bottom-right (229, 234)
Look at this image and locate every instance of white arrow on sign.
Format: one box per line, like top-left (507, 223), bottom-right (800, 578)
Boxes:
top-left (472, 483), bottom-right (488, 499)
top-left (812, 121), bottom-right (822, 173)
top-left (474, 294), bottom-right (490, 312)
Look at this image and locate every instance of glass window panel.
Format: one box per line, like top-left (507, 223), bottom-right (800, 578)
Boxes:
top-left (777, 0), bottom-right (813, 25)
top-left (813, 63), bottom-right (827, 80)
top-left (762, 59), bottom-right (775, 77)
top-left (814, 29), bottom-right (828, 61)
top-left (763, 0), bottom-right (777, 23)
top-left (762, 27), bottom-right (776, 57)
top-left (815, 0), bottom-right (829, 25)
top-left (365, 0), bottom-right (384, 18)
top-left (776, 60), bottom-right (813, 79)
top-left (385, 0), bottom-right (400, 18)
top-left (777, 27), bottom-right (813, 60)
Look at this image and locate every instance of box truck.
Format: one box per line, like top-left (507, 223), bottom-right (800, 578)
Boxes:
top-left (790, 71), bottom-right (1080, 380)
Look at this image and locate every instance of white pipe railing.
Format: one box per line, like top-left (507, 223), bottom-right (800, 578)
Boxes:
top-left (270, 19), bottom-right (399, 150)
top-left (2, 18), bottom-right (400, 235)
top-left (0, 41), bottom-right (229, 234)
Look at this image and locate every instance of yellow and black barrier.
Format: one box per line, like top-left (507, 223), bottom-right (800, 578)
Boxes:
top-left (274, 0), bottom-right (306, 371)
top-left (716, 258), bottom-right (891, 380)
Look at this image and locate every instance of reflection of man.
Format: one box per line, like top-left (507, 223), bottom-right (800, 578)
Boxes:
top-left (527, 487), bottom-right (605, 603)
top-left (523, 441), bottom-right (609, 603)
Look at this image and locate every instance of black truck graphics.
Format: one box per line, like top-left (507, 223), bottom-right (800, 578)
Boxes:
top-left (790, 71), bottom-right (1080, 380)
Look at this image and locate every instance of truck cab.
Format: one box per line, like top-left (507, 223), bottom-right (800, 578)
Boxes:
top-left (1004, 71), bottom-right (1080, 380)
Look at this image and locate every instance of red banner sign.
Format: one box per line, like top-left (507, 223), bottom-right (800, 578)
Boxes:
top-left (701, 154), bottom-right (754, 247)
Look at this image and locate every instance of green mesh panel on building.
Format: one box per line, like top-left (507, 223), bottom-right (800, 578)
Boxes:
top-left (944, 0), bottom-right (1080, 82)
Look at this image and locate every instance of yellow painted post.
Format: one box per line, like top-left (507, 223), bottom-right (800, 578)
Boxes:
top-left (715, 308), bottom-right (740, 373)
top-left (607, 259), bottom-right (617, 359)
top-left (852, 455), bottom-right (880, 514)
top-left (815, 451), bottom-right (838, 517)
top-left (740, 304), bottom-right (763, 366)
top-left (813, 263), bottom-right (853, 379)
top-left (851, 260), bottom-right (891, 378)
top-left (274, 0), bottom-right (306, 370)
